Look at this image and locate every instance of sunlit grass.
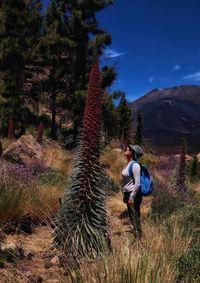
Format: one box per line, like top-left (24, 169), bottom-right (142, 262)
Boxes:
top-left (42, 144), bottom-right (73, 174)
top-left (100, 149), bottom-right (126, 181)
top-left (65, 221), bottom-right (192, 283)
top-left (1, 144), bottom-right (200, 282)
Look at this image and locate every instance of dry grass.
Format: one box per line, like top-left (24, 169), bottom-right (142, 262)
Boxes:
top-left (101, 148), bottom-right (126, 181)
top-left (1, 190), bottom-right (192, 283)
top-left (1, 138), bottom-right (15, 151)
top-left (42, 143), bottom-right (73, 174)
top-left (0, 145), bottom-right (199, 282)
top-left (193, 181), bottom-right (200, 194)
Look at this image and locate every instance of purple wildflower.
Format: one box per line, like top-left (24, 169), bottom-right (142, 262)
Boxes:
top-left (7, 164), bottom-right (35, 184)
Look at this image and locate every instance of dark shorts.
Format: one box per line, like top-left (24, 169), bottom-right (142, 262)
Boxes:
top-left (123, 191), bottom-right (132, 204)
top-left (123, 190), bottom-right (143, 204)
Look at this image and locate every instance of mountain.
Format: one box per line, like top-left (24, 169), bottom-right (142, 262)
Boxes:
top-left (129, 85), bottom-right (200, 153)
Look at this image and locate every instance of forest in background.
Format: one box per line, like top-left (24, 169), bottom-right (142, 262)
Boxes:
top-left (0, 0), bottom-right (136, 148)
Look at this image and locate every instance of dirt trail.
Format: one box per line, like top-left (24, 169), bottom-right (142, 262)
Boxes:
top-left (0, 193), bottom-right (152, 283)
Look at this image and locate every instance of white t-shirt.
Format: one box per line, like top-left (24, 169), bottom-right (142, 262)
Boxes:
top-left (121, 161), bottom-right (141, 199)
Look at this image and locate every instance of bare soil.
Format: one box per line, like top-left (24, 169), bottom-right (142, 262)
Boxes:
top-left (0, 193), bottom-right (152, 283)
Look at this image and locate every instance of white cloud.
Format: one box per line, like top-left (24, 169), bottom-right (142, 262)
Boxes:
top-left (172, 64), bottom-right (181, 71)
top-left (104, 48), bottom-right (126, 59)
top-left (148, 77), bottom-right (154, 83)
top-left (183, 71), bottom-right (200, 82)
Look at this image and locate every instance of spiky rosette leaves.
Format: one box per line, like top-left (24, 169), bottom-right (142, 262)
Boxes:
top-left (37, 122), bottom-right (44, 144)
top-left (8, 120), bottom-right (14, 139)
top-left (53, 149), bottom-right (109, 258)
top-left (53, 40), bottom-right (110, 258)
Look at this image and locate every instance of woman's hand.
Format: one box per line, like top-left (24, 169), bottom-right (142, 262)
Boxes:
top-left (128, 198), bottom-right (134, 205)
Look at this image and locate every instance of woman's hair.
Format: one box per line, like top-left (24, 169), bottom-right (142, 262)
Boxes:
top-left (128, 144), bottom-right (136, 160)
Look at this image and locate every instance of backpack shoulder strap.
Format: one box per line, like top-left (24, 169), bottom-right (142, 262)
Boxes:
top-left (128, 161), bottom-right (139, 178)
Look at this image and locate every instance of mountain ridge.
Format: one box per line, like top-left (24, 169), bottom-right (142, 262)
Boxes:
top-left (129, 85), bottom-right (200, 153)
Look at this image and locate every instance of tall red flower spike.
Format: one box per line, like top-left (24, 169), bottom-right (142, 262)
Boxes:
top-left (8, 120), bottom-right (14, 139)
top-left (0, 140), bottom-right (3, 157)
top-left (53, 38), bottom-right (109, 259)
top-left (37, 122), bottom-right (44, 144)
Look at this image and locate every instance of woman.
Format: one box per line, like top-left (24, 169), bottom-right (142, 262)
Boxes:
top-left (122, 143), bottom-right (143, 238)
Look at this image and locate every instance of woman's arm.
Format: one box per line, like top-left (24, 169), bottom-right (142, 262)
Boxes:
top-left (129, 163), bottom-right (141, 200)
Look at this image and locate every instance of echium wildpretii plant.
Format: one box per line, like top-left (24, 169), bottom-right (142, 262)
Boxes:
top-left (53, 39), bottom-right (110, 258)
top-left (37, 122), bottom-right (44, 144)
top-left (176, 137), bottom-right (187, 194)
top-left (0, 140), bottom-right (2, 157)
top-left (8, 120), bottom-right (14, 139)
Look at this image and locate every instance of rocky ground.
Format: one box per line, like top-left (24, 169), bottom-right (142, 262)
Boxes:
top-left (0, 193), bottom-right (152, 283)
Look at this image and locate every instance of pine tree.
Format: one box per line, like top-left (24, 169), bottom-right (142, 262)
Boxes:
top-left (102, 91), bottom-right (118, 144)
top-left (53, 39), bottom-right (110, 259)
top-left (134, 111), bottom-right (143, 145)
top-left (117, 92), bottom-right (132, 146)
top-left (0, 0), bottom-right (42, 130)
top-left (176, 138), bottom-right (187, 194)
top-left (37, 0), bottom-right (74, 140)
top-left (61, 0), bottom-right (115, 143)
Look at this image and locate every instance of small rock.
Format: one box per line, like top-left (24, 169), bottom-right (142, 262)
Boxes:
top-left (1, 243), bottom-right (20, 262)
top-left (63, 270), bottom-right (69, 276)
top-left (26, 252), bottom-right (35, 260)
top-left (1, 243), bottom-right (19, 254)
top-left (17, 215), bottom-right (33, 235)
top-left (113, 231), bottom-right (122, 236)
top-left (18, 247), bottom-right (25, 259)
top-left (44, 261), bottom-right (51, 269)
top-left (41, 251), bottom-right (53, 259)
top-left (119, 209), bottom-right (129, 219)
top-left (50, 255), bottom-right (60, 266)
top-left (0, 258), bottom-right (5, 268)
top-left (4, 224), bottom-right (16, 235)
top-left (0, 228), bottom-right (5, 242)
top-left (3, 135), bottom-right (43, 165)
top-left (27, 275), bottom-right (43, 283)
top-left (25, 271), bottom-right (32, 277)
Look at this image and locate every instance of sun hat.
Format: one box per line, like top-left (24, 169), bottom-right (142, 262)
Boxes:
top-left (128, 144), bottom-right (143, 159)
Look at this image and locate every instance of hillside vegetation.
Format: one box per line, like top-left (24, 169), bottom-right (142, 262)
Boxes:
top-left (0, 138), bottom-right (199, 283)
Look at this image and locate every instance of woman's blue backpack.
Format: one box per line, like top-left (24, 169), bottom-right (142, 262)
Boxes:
top-left (128, 161), bottom-right (153, 196)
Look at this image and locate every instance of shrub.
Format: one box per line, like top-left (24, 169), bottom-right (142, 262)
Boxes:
top-left (164, 205), bottom-right (200, 244)
top-left (104, 175), bottom-right (120, 196)
top-left (0, 177), bottom-right (28, 223)
top-left (176, 243), bottom-right (200, 282)
top-left (175, 138), bottom-right (187, 194)
top-left (6, 163), bottom-right (35, 184)
top-left (139, 153), bottom-right (157, 169)
top-left (154, 155), bottom-right (177, 172)
top-left (29, 160), bottom-right (48, 176)
top-left (151, 189), bottom-right (184, 222)
top-left (38, 168), bottom-right (66, 187)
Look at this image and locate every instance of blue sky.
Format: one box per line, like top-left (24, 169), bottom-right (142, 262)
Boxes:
top-left (43, 0), bottom-right (200, 102)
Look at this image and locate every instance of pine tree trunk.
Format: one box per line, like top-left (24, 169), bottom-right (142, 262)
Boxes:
top-left (51, 93), bottom-right (57, 140)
